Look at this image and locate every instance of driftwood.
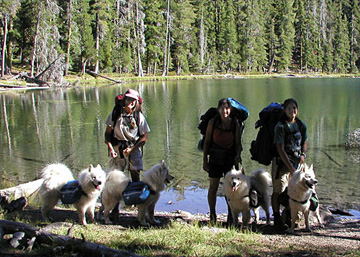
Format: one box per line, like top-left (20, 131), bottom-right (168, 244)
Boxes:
top-left (0, 178), bottom-right (44, 199)
top-left (86, 69), bottom-right (122, 83)
top-left (0, 220), bottom-right (140, 256)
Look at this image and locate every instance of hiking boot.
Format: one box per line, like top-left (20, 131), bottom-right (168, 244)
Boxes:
top-left (273, 213), bottom-right (288, 231)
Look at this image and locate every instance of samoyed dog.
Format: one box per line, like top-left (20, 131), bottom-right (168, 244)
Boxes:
top-left (40, 163), bottom-right (106, 225)
top-left (287, 163), bottom-right (323, 233)
top-left (98, 160), bottom-right (174, 226)
top-left (224, 167), bottom-right (272, 228)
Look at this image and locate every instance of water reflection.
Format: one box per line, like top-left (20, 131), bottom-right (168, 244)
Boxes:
top-left (0, 78), bottom-right (359, 214)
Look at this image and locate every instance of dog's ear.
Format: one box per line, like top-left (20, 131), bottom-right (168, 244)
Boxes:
top-left (89, 164), bottom-right (94, 172)
top-left (160, 160), bottom-right (165, 168)
top-left (240, 167), bottom-right (245, 174)
top-left (309, 164), bottom-right (314, 171)
top-left (96, 164), bottom-right (102, 169)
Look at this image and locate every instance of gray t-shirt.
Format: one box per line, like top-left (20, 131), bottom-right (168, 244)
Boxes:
top-left (274, 120), bottom-right (307, 154)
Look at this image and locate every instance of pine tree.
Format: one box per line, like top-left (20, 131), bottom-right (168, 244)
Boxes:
top-left (274, 0), bottom-right (296, 72)
top-left (143, 0), bottom-right (166, 75)
top-left (171, 0), bottom-right (196, 75)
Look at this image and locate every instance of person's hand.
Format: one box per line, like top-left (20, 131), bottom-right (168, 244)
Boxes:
top-left (110, 149), bottom-right (118, 158)
top-left (299, 155), bottom-right (306, 164)
top-left (203, 160), bottom-right (209, 172)
top-left (123, 146), bottom-right (133, 156)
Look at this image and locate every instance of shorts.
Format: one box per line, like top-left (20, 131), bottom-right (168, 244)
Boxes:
top-left (110, 147), bottom-right (143, 171)
top-left (208, 163), bottom-right (233, 178)
top-left (271, 158), bottom-right (290, 194)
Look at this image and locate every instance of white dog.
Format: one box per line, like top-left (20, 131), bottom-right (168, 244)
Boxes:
top-left (224, 167), bottom-right (272, 228)
top-left (287, 163), bottom-right (323, 233)
top-left (98, 160), bottom-right (174, 226)
top-left (40, 163), bottom-right (106, 225)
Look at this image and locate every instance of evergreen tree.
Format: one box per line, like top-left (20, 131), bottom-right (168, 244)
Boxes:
top-left (332, 1), bottom-right (350, 73)
top-left (171, 0), bottom-right (195, 75)
top-left (274, 0), bottom-right (296, 72)
top-left (73, 0), bottom-right (95, 76)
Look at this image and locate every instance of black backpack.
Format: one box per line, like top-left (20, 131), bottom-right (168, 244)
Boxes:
top-left (249, 102), bottom-right (304, 166)
top-left (197, 98), bottom-right (249, 151)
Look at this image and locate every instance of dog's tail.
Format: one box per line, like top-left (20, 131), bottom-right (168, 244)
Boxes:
top-left (250, 169), bottom-right (272, 193)
top-left (40, 163), bottom-right (74, 190)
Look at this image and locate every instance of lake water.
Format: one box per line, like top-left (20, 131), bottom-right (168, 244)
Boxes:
top-left (1, 78), bottom-right (359, 216)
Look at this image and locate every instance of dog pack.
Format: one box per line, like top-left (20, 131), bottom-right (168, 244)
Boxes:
top-left (122, 181), bottom-right (151, 205)
top-left (197, 97), bottom-right (249, 150)
top-left (60, 180), bottom-right (84, 204)
top-left (249, 102), bottom-right (305, 166)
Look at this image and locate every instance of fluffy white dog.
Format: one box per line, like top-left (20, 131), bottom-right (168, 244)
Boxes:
top-left (224, 167), bottom-right (272, 228)
top-left (40, 163), bottom-right (106, 225)
top-left (287, 163), bottom-right (323, 233)
top-left (98, 160), bottom-right (174, 226)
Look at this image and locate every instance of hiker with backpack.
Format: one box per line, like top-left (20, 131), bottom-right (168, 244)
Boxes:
top-left (271, 98), bottom-right (307, 230)
top-left (104, 89), bottom-right (150, 182)
top-left (202, 98), bottom-right (244, 223)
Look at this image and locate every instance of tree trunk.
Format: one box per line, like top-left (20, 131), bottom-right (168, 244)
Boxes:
top-left (1, 15), bottom-right (8, 78)
top-left (30, 7), bottom-right (41, 78)
top-left (94, 12), bottom-right (100, 74)
top-left (162, 0), bottom-right (170, 77)
top-left (64, 0), bottom-right (72, 76)
top-left (0, 220), bottom-right (141, 257)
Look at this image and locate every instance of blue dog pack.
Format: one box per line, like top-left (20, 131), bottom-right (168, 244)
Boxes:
top-left (60, 180), bottom-right (84, 204)
top-left (122, 181), bottom-right (150, 205)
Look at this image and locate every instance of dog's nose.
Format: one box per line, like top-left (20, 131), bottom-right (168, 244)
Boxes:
top-left (98, 181), bottom-right (102, 185)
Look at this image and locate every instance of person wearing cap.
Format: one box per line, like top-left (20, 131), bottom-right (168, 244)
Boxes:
top-left (104, 89), bottom-right (150, 182)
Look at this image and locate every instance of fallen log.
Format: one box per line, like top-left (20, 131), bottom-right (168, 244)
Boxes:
top-left (0, 178), bottom-right (44, 199)
top-left (86, 69), bottom-right (122, 83)
top-left (0, 220), bottom-right (140, 257)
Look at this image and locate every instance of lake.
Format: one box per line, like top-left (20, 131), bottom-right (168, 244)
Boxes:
top-left (1, 77), bottom-right (359, 216)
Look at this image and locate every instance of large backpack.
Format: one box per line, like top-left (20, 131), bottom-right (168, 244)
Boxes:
top-left (249, 102), bottom-right (304, 166)
top-left (197, 98), bottom-right (249, 151)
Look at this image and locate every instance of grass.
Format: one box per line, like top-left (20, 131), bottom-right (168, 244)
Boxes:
top-left (49, 221), bottom-right (262, 257)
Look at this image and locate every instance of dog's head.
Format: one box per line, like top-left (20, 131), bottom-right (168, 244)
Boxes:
top-left (88, 164), bottom-right (106, 191)
top-left (299, 163), bottom-right (318, 189)
top-left (225, 167), bottom-right (248, 192)
top-left (142, 160), bottom-right (173, 192)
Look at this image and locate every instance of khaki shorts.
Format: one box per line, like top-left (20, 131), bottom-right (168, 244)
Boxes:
top-left (271, 158), bottom-right (290, 194)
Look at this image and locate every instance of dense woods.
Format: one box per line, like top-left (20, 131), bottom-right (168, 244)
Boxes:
top-left (0, 0), bottom-right (359, 79)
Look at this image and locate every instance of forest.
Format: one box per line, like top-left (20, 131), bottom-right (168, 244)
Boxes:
top-left (0, 0), bottom-right (359, 81)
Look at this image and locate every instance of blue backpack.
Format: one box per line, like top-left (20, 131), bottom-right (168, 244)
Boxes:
top-left (60, 180), bottom-right (84, 204)
top-left (122, 181), bottom-right (151, 205)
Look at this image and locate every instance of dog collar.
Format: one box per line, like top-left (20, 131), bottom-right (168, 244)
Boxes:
top-left (290, 197), bottom-right (309, 205)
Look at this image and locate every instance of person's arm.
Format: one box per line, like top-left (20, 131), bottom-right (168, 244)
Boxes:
top-left (234, 120), bottom-right (242, 168)
top-left (105, 125), bottom-right (118, 158)
top-left (123, 133), bottom-right (148, 156)
top-left (299, 140), bottom-right (307, 164)
top-left (203, 119), bottom-right (214, 172)
top-left (276, 143), bottom-right (296, 175)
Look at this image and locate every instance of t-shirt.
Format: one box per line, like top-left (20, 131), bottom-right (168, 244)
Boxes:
top-left (274, 120), bottom-right (307, 155)
top-left (105, 111), bottom-right (150, 142)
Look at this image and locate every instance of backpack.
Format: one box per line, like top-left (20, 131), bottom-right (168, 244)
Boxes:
top-left (107, 93), bottom-right (143, 147)
top-left (197, 98), bottom-right (249, 151)
top-left (122, 181), bottom-right (151, 205)
top-left (60, 180), bottom-right (84, 204)
top-left (249, 102), bottom-right (305, 166)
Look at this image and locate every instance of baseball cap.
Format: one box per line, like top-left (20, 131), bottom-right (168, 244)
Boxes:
top-left (124, 89), bottom-right (139, 101)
